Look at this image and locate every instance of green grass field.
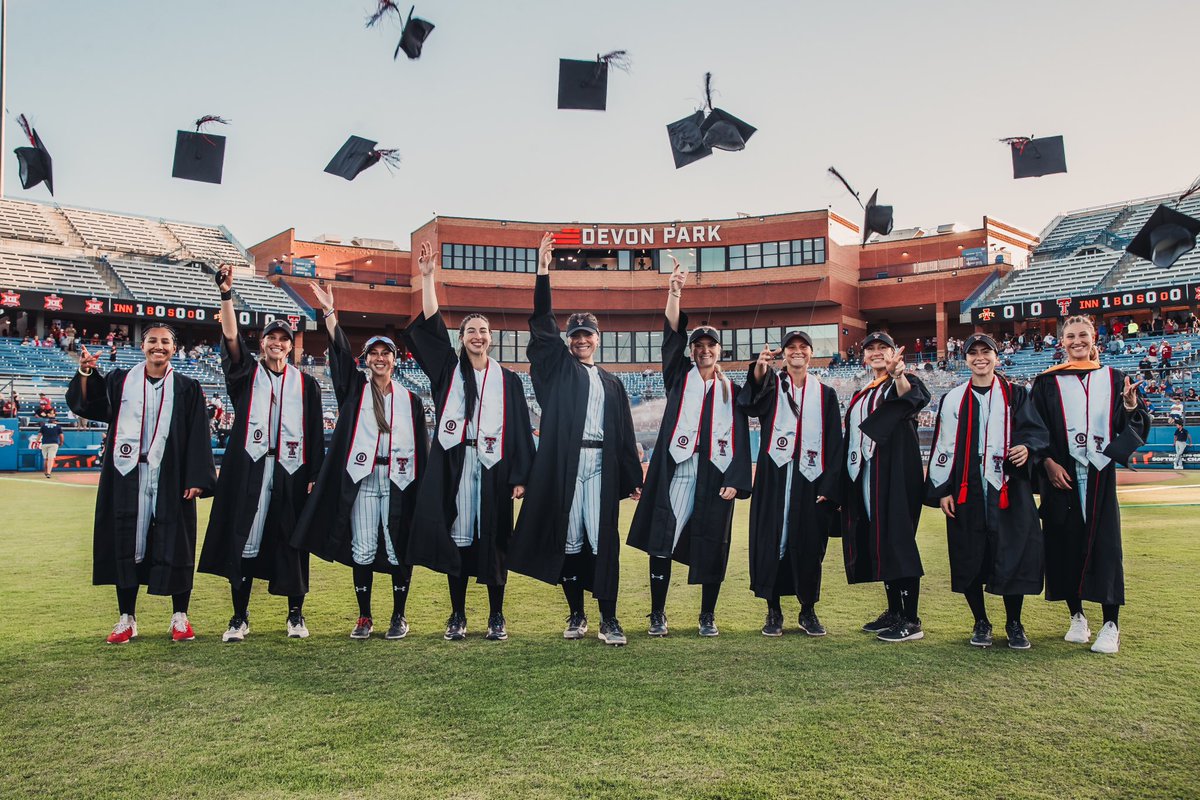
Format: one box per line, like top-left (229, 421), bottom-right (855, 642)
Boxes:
top-left (1, 473), bottom-right (1198, 799)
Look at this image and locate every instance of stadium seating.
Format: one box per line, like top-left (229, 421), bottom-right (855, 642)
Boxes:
top-left (107, 258), bottom-right (224, 306)
top-left (0, 200), bottom-right (64, 245)
top-left (989, 250), bottom-right (1121, 304)
top-left (62, 207), bottom-right (178, 256)
top-left (0, 250), bottom-right (112, 296)
top-left (163, 222), bottom-right (249, 266)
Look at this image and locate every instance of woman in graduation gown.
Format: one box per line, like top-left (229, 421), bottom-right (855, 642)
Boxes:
top-left (828, 331), bottom-right (931, 643)
top-left (1030, 315), bottom-right (1148, 654)
top-left (925, 333), bottom-right (1049, 649)
top-left (626, 255), bottom-right (752, 638)
top-left (68, 327), bottom-right (216, 644)
top-left (292, 283), bottom-right (427, 640)
top-left (199, 266), bottom-right (326, 642)
top-left (508, 233), bottom-right (643, 646)
top-left (404, 241), bottom-right (535, 642)
top-left (738, 331), bottom-right (842, 638)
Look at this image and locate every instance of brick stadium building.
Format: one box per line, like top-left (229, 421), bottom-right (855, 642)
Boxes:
top-left (254, 211), bottom-right (1039, 368)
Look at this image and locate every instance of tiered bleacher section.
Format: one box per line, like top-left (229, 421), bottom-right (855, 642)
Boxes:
top-left (0, 338), bottom-right (78, 421)
top-left (107, 258), bottom-right (223, 306)
top-left (1109, 194), bottom-right (1200, 292)
top-left (0, 200), bottom-right (63, 244)
top-left (165, 222), bottom-right (249, 265)
top-left (229, 268), bottom-right (305, 314)
top-left (0, 250), bottom-right (112, 296)
top-left (990, 251), bottom-right (1120, 303)
top-left (62, 207), bottom-right (178, 256)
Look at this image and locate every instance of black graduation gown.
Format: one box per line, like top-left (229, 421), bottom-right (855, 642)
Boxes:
top-left (403, 312), bottom-right (534, 585)
top-left (508, 274), bottom-right (642, 601)
top-left (291, 325), bottom-right (428, 573)
top-left (1030, 366), bottom-right (1149, 605)
top-left (738, 365), bottom-right (843, 602)
top-left (67, 367), bottom-right (216, 595)
top-left (829, 373), bottom-right (931, 584)
top-left (924, 378), bottom-right (1049, 596)
top-left (626, 314), bottom-right (752, 585)
top-left (198, 334), bottom-right (325, 596)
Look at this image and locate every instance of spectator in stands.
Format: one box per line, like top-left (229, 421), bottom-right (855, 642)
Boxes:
top-left (1033, 336), bottom-right (1043, 353)
top-left (1174, 422), bottom-right (1192, 470)
top-left (1189, 313), bottom-right (1200, 334)
top-left (1097, 322), bottom-right (1108, 341)
top-left (402, 242), bottom-right (535, 643)
top-left (64, 325), bottom-right (76, 352)
top-left (10, 391), bottom-right (21, 412)
top-left (38, 409), bottom-right (63, 479)
top-left (201, 265), bottom-right (325, 643)
top-left (90, 332), bottom-right (100, 346)
top-left (67, 328), bottom-right (217, 645)
top-left (108, 344), bottom-right (118, 364)
top-left (1187, 388), bottom-right (1198, 402)
top-left (1161, 342), bottom-right (1173, 370)
top-left (292, 281), bottom-right (425, 642)
top-left (914, 338), bottom-right (924, 360)
top-left (1153, 317), bottom-right (1164, 335)
top-left (217, 412), bottom-right (234, 448)
top-left (1130, 340), bottom-right (1146, 356)
top-left (36, 393), bottom-right (52, 419)
top-left (1181, 339), bottom-right (1193, 355)
top-left (1169, 398), bottom-right (1185, 424)
top-left (508, 232), bottom-right (642, 646)
top-left (1166, 317), bottom-right (1179, 335)
top-left (1126, 320), bottom-right (1140, 338)
top-left (0, 396), bottom-right (15, 418)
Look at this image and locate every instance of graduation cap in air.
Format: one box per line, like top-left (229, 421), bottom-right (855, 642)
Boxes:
top-left (172, 116), bottom-right (229, 184)
top-left (1126, 204), bottom-right (1200, 269)
top-left (324, 135), bottom-right (402, 181)
top-left (13, 114), bottom-right (53, 196)
top-left (665, 73), bottom-right (756, 169)
top-left (366, 2), bottom-right (435, 60)
top-left (557, 51), bottom-right (631, 110)
top-left (828, 166), bottom-right (893, 246)
top-left (1002, 135), bottom-right (1067, 179)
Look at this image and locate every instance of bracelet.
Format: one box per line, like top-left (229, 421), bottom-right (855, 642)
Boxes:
top-left (220, 290), bottom-right (233, 300)
top-left (323, 308), bottom-right (336, 319)
top-left (669, 289), bottom-right (681, 298)
top-left (78, 367), bottom-right (94, 377)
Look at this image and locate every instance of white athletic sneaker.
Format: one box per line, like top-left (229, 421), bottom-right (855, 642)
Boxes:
top-left (1090, 621), bottom-right (1120, 654)
top-left (222, 616), bottom-right (249, 643)
top-left (286, 614), bottom-right (309, 639)
top-left (1064, 613), bottom-right (1091, 644)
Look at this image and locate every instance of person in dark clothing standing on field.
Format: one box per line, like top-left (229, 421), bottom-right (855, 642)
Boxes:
top-left (508, 233), bottom-right (643, 646)
top-left (828, 332), bottom-right (931, 643)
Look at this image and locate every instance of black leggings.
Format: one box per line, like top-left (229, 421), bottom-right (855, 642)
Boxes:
top-left (1066, 596), bottom-right (1120, 626)
top-left (352, 564), bottom-right (412, 619)
top-left (884, 577), bottom-right (921, 623)
top-left (649, 556), bottom-right (720, 615)
top-left (963, 581), bottom-right (1024, 626)
top-left (561, 552), bottom-right (616, 619)
top-left (116, 585), bottom-right (190, 616)
top-left (231, 557), bottom-right (304, 618)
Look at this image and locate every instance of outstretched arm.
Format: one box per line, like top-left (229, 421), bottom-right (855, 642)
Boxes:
top-left (309, 281), bottom-right (338, 339)
top-left (418, 241), bottom-right (439, 319)
top-left (664, 252), bottom-right (685, 331)
top-left (216, 264), bottom-right (241, 365)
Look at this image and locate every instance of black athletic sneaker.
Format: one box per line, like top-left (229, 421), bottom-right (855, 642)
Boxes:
top-left (443, 611), bottom-right (467, 641)
top-left (485, 612), bottom-right (508, 641)
top-left (877, 617), bottom-right (924, 642)
top-left (970, 620), bottom-right (993, 648)
top-left (1006, 620), bottom-right (1031, 650)
top-left (598, 617), bottom-right (627, 646)
top-left (647, 610), bottom-right (669, 637)
top-left (798, 609), bottom-right (827, 637)
top-left (761, 608), bottom-right (784, 637)
top-left (698, 612), bottom-right (719, 637)
top-left (862, 611), bottom-right (901, 634)
top-left (385, 614), bottom-right (409, 640)
top-left (563, 611), bottom-right (588, 640)
top-left (350, 616), bottom-right (373, 639)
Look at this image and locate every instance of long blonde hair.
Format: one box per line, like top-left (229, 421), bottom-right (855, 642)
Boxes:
top-left (1062, 314), bottom-right (1100, 361)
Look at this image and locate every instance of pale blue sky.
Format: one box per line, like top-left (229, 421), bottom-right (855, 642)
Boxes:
top-left (3, 1), bottom-right (1196, 249)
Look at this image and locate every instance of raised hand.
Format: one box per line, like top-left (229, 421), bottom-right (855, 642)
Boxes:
top-left (1122, 376), bottom-right (1143, 409)
top-left (538, 232), bottom-right (554, 273)
top-left (883, 345), bottom-right (907, 378)
top-left (753, 343), bottom-right (782, 380)
top-left (216, 263), bottom-right (234, 293)
top-left (417, 241), bottom-right (436, 277)
top-left (309, 281), bottom-right (335, 314)
top-left (79, 345), bottom-right (99, 373)
top-left (667, 252), bottom-right (687, 296)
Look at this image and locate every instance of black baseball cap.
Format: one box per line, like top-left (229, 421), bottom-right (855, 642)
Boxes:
top-left (781, 330), bottom-right (813, 348)
top-left (361, 335), bottom-right (398, 355)
top-left (861, 331), bottom-right (896, 348)
top-left (688, 325), bottom-right (720, 345)
top-left (963, 333), bottom-right (999, 353)
top-left (566, 314), bottom-right (600, 337)
top-left (261, 319), bottom-right (295, 340)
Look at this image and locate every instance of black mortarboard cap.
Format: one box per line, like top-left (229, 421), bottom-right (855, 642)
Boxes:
top-left (1126, 204), bottom-right (1200, 269)
top-left (13, 115), bottom-right (53, 196)
top-left (1008, 135), bottom-right (1067, 179)
top-left (863, 190), bottom-right (894, 245)
top-left (700, 108), bottom-right (757, 152)
top-left (666, 111), bottom-right (712, 169)
top-left (172, 131), bottom-right (225, 184)
top-left (558, 58), bottom-right (609, 110)
top-left (395, 6), bottom-right (434, 60)
top-left (324, 135), bottom-right (401, 181)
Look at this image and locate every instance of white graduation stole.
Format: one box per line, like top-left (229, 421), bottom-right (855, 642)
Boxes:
top-left (437, 357), bottom-right (506, 469)
top-left (667, 366), bottom-right (734, 473)
top-left (766, 371), bottom-right (825, 482)
top-left (928, 380), bottom-right (1011, 505)
top-left (846, 378), bottom-right (887, 481)
top-left (346, 380), bottom-right (417, 489)
top-left (1056, 367), bottom-right (1114, 471)
top-left (112, 362), bottom-right (175, 476)
top-left (244, 363), bottom-right (306, 474)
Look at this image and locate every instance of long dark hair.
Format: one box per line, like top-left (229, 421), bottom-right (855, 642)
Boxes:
top-left (458, 313), bottom-right (490, 421)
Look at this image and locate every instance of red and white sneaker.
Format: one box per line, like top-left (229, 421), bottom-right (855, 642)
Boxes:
top-left (169, 612), bottom-right (195, 642)
top-left (106, 614), bottom-right (138, 644)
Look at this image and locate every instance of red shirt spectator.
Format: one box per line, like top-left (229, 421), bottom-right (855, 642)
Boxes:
top-left (1162, 343), bottom-right (1173, 361)
top-left (1149, 344), bottom-right (1158, 358)
top-left (1111, 321), bottom-right (1123, 336)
